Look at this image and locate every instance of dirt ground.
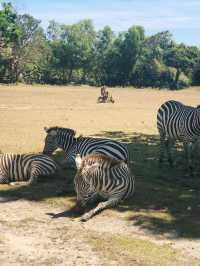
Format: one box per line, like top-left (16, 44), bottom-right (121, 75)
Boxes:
top-left (0, 85), bottom-right (200, 265)
top-left (1, 199), bottom-right (200, 266)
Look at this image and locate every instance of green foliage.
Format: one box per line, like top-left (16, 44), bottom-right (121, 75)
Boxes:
top-left (192, 55), bottom-right (200, 85)
top-left (0, 2), bottom-right (199, 89)
top-left (0, 2), bottom-right (20, 44)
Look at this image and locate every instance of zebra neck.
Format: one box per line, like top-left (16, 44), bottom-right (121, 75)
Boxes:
top-left (57, 133), bottom-right (76, 152)
top-left (73, 137), bottom-right (82, 154)
top-left (73, 136), bottom-right (88, 154)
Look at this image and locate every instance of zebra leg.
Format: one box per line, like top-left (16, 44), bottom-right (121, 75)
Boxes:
top-left (191, 141), bottom-right (199, 171)
top-left (159, 132), bottom-right (165, 164)
top-left (28, 171), bottom-right (39, 185)
top-left (165, 138), bottom-right (174, 166)
top-left (80, 197), bottom-right (121, 222)
top-left (0, 174), bottom-right (9, 184)
top-left (183, 142), bottom-right (194, 175)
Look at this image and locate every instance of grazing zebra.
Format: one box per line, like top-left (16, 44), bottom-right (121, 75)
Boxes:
top-left (0, 153), bottom-right (57, 185)
top-left (157, 100), bottom-right (200, 169)
top-left (74, 154), bottom-right (135, 221)
top-left (43, 127), bottom-right (129, 167)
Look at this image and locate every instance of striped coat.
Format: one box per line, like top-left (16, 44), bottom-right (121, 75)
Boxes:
top-left (74, 154), bottom-right (135, 221)
top-left (0, 153), bottom-right (57, 184)
top-left (157, 100), bottom-right (200, 167)
top-left (43, 127), bottom-right (129, 167)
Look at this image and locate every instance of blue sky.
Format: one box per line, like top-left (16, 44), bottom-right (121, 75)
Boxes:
top-left (1, 0), bottom-right (200, 46)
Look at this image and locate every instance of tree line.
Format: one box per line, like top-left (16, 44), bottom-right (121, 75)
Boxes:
top-left (0, 2), bottom-right (200, 89)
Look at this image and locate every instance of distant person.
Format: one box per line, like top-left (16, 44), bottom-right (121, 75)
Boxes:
top-left (101, 86), bottom-right (107, 100)
top-left (97, 86), bottom-right (114, 103)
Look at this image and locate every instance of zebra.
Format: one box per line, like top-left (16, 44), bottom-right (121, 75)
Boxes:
top-left (0, 153), bottom-right (57, 185)
top-left (157, 100), bottom-right (200, 170)
top-left (42, 127), bottom-right (129, 167)
top-left (74, 153), bottom-right (135, 221)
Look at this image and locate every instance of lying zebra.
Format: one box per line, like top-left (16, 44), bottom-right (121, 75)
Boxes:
top-left (74, 154), bottom-right (135, 221)
top-left (0, 153), bottom-right (57, 185)
top-left (43, 126), bottom-right (129, 168)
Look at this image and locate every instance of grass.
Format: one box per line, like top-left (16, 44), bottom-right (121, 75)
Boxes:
top-left (88, 232), bottom-right (200, 266)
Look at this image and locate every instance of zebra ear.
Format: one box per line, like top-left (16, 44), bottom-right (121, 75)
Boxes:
top-left (49, 130), bottom-right (57, 136)
top-left (44, 127), bottom-right (49, 132)
top-left (75, 154), bottom-right (82, 169)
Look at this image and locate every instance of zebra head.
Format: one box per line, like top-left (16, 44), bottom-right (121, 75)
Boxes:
top-left (43, 127), bottom-right (58, 155)
top-left (43, 126), bottom-right (76, 155)
top-left (74, 155), bottom-right (95, 208)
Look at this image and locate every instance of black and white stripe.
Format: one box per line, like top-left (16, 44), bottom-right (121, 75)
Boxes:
top-left (43, 127), bottom-right (129, 166)
top-left (74, 154), bottom-right (135, 221)
top-left (0, 153), bottom-right (57, 184)
top-left (157, 100), bottom-right (200, 167)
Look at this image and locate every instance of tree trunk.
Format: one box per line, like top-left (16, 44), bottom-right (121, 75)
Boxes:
top-left (68, 64), bottom-right (73, 83)
top-left (10, 45), bottom-right (19, 83)
top-left (174, 68), bottom-right (181, 89)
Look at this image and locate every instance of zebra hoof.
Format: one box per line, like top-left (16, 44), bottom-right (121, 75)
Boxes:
top-left (80, 214), bottom-right (90, 222)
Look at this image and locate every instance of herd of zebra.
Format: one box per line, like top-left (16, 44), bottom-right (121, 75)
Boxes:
top-left (0, 99), bottom-right (200, 221)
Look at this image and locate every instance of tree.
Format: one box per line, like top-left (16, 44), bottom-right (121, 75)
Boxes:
top-left (94, 26), bottom-right (115, 85)
top-left (164, 44), bottom-right (193, 89)
top-left (145, 31), bottom-right (173, 58)
top-left (14, 14), bottom-right (41, 81)
top-left (52, 19), bottom-right (96, 83)
top-left (192, 58), bottom-right (200, 85)
top-left (102, 26), bottom-right (145, 86)
top-left (47, 20), bottom-right (62, 41)
top-left (0, 2), bottom-right (21, 82)
top-left (119, 26), bottom-right (145, 85)
top-left (0, 2), bottom-right (199, 89)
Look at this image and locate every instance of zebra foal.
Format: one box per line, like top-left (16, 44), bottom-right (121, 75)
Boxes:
top-left (74, 154), bottom-right (135, 221)
top-left (43, 126), bottom-right (129, 167)
top-left (157, 100), bottom-right (200, 170)
top-left (0, 153), bottom-right (57, 185)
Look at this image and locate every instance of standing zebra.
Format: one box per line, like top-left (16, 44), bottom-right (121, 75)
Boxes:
top-left (0, 153), bottom-right (57, 185)
top-left (43, 127), bottom-right (129, 167)
top-left (74, 154), bottom-right (135, 221)
top-left (157, 100), bottom-right (200, 169)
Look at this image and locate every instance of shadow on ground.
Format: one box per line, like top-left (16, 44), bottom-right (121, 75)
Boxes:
top-left (91, 131), bottom-right (200, 239)
top-left (0, 131), bottom-right (200, 239)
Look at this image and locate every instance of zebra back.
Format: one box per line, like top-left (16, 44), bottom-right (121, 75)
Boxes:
top-left (43, 126), bottom-right (129, 164)
top-left (157, 100), bottom-right (200, 140)
top-left (74, 136), bottom-right (129, 163)
top-left (0, 153), bottom-right (57, 183)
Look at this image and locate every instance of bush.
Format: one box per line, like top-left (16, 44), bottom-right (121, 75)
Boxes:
top-left (177, 72), bottom-right (191, 89)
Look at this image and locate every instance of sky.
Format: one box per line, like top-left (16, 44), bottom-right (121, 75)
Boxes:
top-left (1, 0), bottom-right (200, 46)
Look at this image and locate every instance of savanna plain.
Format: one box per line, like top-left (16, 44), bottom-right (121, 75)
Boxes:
top-left (0, 84), bottom-right (200, 266)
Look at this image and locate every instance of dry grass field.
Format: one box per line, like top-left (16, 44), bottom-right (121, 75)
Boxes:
top-left (0, 84), bottom-right (200, 265)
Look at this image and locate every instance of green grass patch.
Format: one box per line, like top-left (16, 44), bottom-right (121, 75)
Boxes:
top-left (88, 232), bottom-right (199, 266)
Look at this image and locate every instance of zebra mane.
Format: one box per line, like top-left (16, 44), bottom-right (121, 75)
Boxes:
top-left (81, 154), bottom-right (122, 168)
top-left (46, 126), bottom-right (76, 136)
top-left (77, 134), bottom-right (84, 139)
